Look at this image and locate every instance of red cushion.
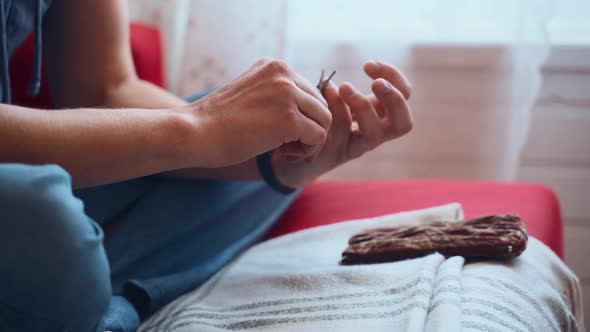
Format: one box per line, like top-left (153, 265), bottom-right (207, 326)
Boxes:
top-left (270, 180), bottom-right (563, 258)
top-left (9, 23), bottom-right (164, 109)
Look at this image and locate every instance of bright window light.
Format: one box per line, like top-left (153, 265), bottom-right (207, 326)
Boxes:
top-left (287, 0), bottom-right (590, 45)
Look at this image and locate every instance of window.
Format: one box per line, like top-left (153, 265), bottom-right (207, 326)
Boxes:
top-left (287, 0), bottom-right (590, 46)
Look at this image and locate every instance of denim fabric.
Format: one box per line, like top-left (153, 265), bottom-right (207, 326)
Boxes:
top-left (0, 164), bottom-right (111, 332)
top-left (0, 162), bottom-right (298, 332)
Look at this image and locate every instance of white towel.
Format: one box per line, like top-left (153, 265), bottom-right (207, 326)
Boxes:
top-left (139, 203), bottom-right (584, 332)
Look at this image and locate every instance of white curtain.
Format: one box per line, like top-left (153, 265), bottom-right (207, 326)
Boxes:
top-left (128, 0), bottom-right (286, 96)
top-left (127, 0), bottom-right (553, 181)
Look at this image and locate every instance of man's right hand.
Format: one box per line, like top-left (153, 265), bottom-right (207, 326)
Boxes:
top-left (181, 59), bottom-right (332, 168)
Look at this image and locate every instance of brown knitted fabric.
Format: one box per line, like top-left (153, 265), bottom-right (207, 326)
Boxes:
top-left (341, 214), bottom-right (528, 265)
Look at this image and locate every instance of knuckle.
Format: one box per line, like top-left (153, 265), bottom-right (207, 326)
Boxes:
top-left (273, 79), bottom-right (296, 98)
top-left (267, 59), bottom-right (291, 75)
top-left (282, 107), bottom-right (300, 124)
top-left (255, 57), bottom-right (272, 67)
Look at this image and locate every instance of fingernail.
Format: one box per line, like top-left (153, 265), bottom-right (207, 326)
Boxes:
top-left (365, 60), bottom-right (379, 73)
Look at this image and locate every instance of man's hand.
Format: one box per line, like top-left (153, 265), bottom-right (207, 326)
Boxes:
top-left (272, 61), bottom-right (414, 187)
top-left (181, 59), bottom-right (332, 168)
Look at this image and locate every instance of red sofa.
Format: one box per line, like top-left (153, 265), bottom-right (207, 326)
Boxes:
top-left (10, 24), bottom-right (564, 258)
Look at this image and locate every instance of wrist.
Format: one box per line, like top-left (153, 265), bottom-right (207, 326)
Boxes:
top-left (257, 152), bottom-right (297, 194)
top-left (152, 107), bottom-right (202, 169)
top-left (271, 152), bottom-right (332, 188)
top-left (168, 102), bottom-right (232, 169)
top-left (271, 153), bottom-right (310, 189)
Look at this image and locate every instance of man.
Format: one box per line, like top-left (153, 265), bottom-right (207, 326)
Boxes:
top-left (0, 0), bottom-right (413, 331)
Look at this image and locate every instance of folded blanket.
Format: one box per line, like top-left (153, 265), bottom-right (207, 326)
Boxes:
top-left (139, 204), bottom-right (584, 332)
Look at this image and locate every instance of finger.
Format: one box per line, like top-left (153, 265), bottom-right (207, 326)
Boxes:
top-left (294, 113), bottom-right (328, 150)
top-left (304, 132), bottom-right (325, 163)
top-left (279, 142), bottom-right (315, 163)
top-left (294, 72), bottom-right (328, 108)
top-left (364, 60), bottom-right (412, 99)
top-left (277, 142), bottom-right (310, 158)
top-left (291, 80), bottom-right (355, 164)
top-left (294, 87), bottom-right (333, 131)
top-left (323, 81), bottom-right (351, 137)
top-left (339, 82), bottom-right (382, 151)
top-left (372, 78), bottom-right (413, 139)
top-left (324, 81), bottom-right (350, 122)
top-left (368, 94), bottom-right (386, 118)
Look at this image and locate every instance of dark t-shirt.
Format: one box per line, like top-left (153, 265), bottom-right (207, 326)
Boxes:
top-left (0, 0), bottom-right (53, 103)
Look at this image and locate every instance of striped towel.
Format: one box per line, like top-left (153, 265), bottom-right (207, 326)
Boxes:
top-left (139, 203), bottom-right (584, 332)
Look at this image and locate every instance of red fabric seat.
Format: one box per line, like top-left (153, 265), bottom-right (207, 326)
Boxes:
top-left (270, 180), bottom-right (563, 258)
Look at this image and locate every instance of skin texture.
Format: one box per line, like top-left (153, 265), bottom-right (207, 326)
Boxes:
top-left (0, 0), bottom-right (413, 189)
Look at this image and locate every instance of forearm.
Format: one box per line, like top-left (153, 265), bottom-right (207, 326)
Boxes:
top-left (106, 78), bottom-right (262, 181)
top-left (0, 104), bottom-right (195, 188)
top-left (103, 77), bottom-right (188, 109)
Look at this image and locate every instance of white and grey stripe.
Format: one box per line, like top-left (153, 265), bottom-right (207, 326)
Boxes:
top-left (138, 206), bottom-right (582, 332)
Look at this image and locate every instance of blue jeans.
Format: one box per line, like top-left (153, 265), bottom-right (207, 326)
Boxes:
top-left (0, 156), bottom-right (298, 329)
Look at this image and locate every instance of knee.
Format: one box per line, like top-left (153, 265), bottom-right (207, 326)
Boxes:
top-left (0, 163), bottom-right (101, 242)
top-left (0, 164), bottom-right (111, 330)
top-left (1, 163), bottom-right (79, 225)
